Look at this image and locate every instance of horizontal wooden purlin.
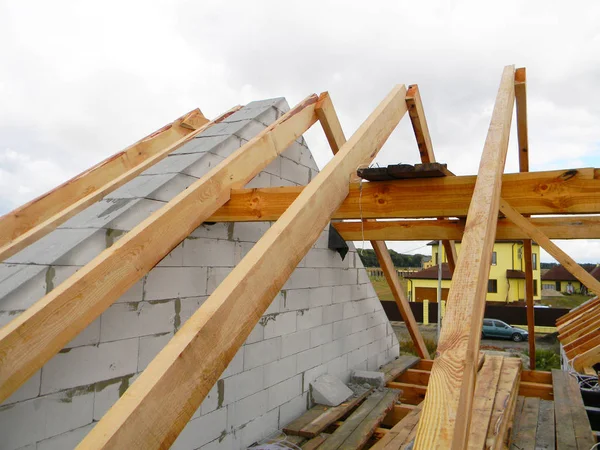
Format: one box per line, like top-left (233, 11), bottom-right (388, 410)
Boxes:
top-left (332, 216), bottom-right (600, 241)
top-left (207, 168), bottom-right (600, 221)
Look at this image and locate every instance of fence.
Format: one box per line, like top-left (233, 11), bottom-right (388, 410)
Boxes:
top-left (382, 301), bottom-right (570, 328)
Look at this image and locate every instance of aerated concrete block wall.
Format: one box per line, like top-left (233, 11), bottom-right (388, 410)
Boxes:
top-left (0, 98), bottom-right (400, 450)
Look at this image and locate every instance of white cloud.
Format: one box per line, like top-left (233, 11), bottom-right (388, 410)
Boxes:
top-left (1, 0), bottom-right (600, 262)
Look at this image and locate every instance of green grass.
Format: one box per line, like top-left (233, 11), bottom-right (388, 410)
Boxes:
top-left (367, 274), bottom-right (407, 302)
top-left (541, 294), bottom-right (594, 309)
top-left (399, 337), bottom-right (437, 359)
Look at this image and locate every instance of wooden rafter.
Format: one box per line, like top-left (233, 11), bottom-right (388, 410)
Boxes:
top-left (77, 85), bottom-right (409, 449)
top-left (0, 95), bottom-right (320, 404)
top-left (316, 92), bottom-right (429, 359)
top-left (515, 67), bottom-right (536, 369)
top-left (331, 216), bottom-right (600, 241)
top-left (208, 167), bottom-right (600, 222)
top-left (0, 108), bottom-right (213, 261)
top-left (414, 65), bottom-right (516, 449)
top-left (499, 199), bottom-right (600, 295)
top-left (406, 84), bottom-right (458, 273)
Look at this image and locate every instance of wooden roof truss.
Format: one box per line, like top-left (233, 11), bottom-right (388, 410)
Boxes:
top-left (0, 64), bottom-right (599, 448)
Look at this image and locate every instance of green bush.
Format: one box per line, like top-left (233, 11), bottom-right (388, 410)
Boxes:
top-left (399, 337), bottom-right (437, 359)
top-left (524, 349), bottom-right (561, 371)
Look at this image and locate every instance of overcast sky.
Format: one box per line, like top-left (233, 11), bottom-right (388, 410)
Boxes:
top-left (1, 0), bottom-right (600, 262)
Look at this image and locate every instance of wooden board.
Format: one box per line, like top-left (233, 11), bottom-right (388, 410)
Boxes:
top-left (414, 65), bottom-right (516, 450)
top-left (521, 370), bottom-right (553, 385)
top-left (536, 399), bottom-right (555, 450)
top-left (371, 403), bottom-right (424, 450)
top-left (511, 396), bottom-right (540, 449)
top-left (318, 389), bottom-right (400, 450)
top-left (387, 382), bottom-right (427, 405)
top-left (357, 163), bottom-right (452, 181)
top-left (0, 94), bottom-right (319, 405)
top-left (78, 86), bottom-right (409, 449)
top-left (284, 389), bottom-right (373, 438)
top-left (380, 355), bottom-right (421, 383)
top-left (518, 381), bottom-right (553, 400)
top-left (397, 369), bottom-right (431, 386)
top-left (332, 216), bottom-right (600, 241)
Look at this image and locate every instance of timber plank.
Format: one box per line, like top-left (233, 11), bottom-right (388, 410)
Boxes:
top-left (79, 85), bottom-right (409, 450)
top-left (371, 403), bottom-right (423, 450)
top-left (382, 404), bottom-right (417, 427)
top-left (511, 396), bottom-right (540, 450)
top-left (563, 370), bottom-right (595, 449)
top-left (468, 355), bottom-right (504, 450)
top-left (208, 168), bottom-right (600, 222)
top-left (521, 370), bottom-right (553, 385)
top-left (551, 369), bottom-right (591, 450)
top-left (535, 399), bottom-right (555, 450)
top-left (414, 65), bottom-right (516, 450)
top-left (396, 369), bottom-right (430, 386)
top-left (386, 382), bottom-right (427, 405)
top-left (302, 434), bottom-right (329, 450)
top-left (288, 389), bottom-right (373, 438)
top-left (318, 389), bottom-right (399, 450)
top-left (380, 356), bottom-right (421, 383)
top-left (518, 381), bottom-right (553, 400)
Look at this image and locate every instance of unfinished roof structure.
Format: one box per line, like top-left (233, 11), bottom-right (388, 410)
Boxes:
top-left (1, 65), bottom-right (599, 449)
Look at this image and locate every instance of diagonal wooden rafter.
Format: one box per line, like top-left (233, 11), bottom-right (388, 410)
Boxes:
top-left (414, 65), bottom-right (516, 449)
top-left (406, 85), bottom-right (457, 274)
top-left (515, 67), bottom-right (536, 369)
top-left (315, 92), bottom-right (429, 359)
top-left (0, 95), bottom-right (320, 404)
top-left (77, 85), bottom-right (410, 449)
top-left (499, 199), bottom-right (600, 295)
top-left (0, 108), bottom-right (214, 262)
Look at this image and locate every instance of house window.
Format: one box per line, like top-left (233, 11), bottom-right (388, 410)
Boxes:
top-left (533, 280), bottom-right (538, 296)
top-left (491, 252), bottom-right (497, 265)
top-left (532, 253), bottom-right (538, 270)
top-left (556, 281), bottom-right (561, 291)
top-left (488, 279), bottom-right (498, 293)
top-left (435, 252), bottom-right (438, 265)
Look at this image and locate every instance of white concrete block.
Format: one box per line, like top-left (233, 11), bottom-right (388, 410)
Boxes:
top-left (308, 286), bottom-right (333, 308)
top-left (261, 155), bottom-right (281, 176)
top-left (281, 157), bottom-right (310, 185)
top-left (302, 364), bottom-right (327, 392)
top-left (138, 332), bottom-right (173, 371)
top-left (310, 374), bottom-right (352, 407)
top-left (222, 347), bottom-right (245, 379)
top-left (181, 153), bottom-right (226, 179)
top-left (327, 355), bottom-right (348, 379)
top-left (41, 338), bottom-right (138, 395)
top-left (93, 374), bottom-right (134, 421)
top-left (281, 330), bottom-right (310, 357)
top-left (223, 366), bottom-right (264, 404)
top-left (322, 304), bottom-right (343, 324)
top-left (2, 369), bottom-right (40, 406)
top-left (114, 277), bottom-right (144, 304)
top-left (263, 311), bottom-right (297, 339)
top-left (64, 315), bottom-right (101, 349)
top-left (100, 301), bottom-right (174, 343)
top-left (358, 269), bottom-right (370, 284)
top-left (296, 307), bottom-right (323, 331)
top-left (228, 390), bottom-right (268, 429)
top-left (229, 222), bottom-right (270, 243)
top-left (172, 407), bottom-right (227, 450)
top-left (310, 324), bottom-right (333, 347)
top-left (0, 265), bottom-right (52, 312)
top-left (333, 284), bottom-right (353, 304)
top-left (107, 198), bottom-right (165, 231)
top-left (199, 381), bottom-right (219, 417)
top-left (265, 291), bottom-right (283, 315)
top-left (188, 222), bottom-right (230, 239)
top-left (351, 370), bottom-right (385, 388)
top-left (238, 408), bottom-right (279, 449)
top-left (172, 134), bottom-right (238, 156)
top-left (281, 289), bottom-right (309, 311)
top-left (281, 141), bottom-right (317, 170)
top-left (268, 374), bottom-right (302, 411)
top-left (351, 315), bottom-right (369, 334)
top-left (283, 268), bottom-right (320, 290)
top-left (182, 238), bottom-right (236, 267)
top-left (333, 319), bottom-right (353, 340)
top-left (348, 346), bottom-right (368, 369)
top-left (278, 392), bottom-right (308, 429)
top-left (263, 355), bottom-right (297, 388)
top-left (322, 339), bottom-right (344, 361)
top-left (245, 171), bottom-right (271, 188)
top-left (246, 322), bottom-right (264, 344)
top-left (144, 267), bottom-right (207, 301)
top-left (343, 302), bottom-right (359, 319)
top-left (0, 388), bottom-right (94, 449)
top-left (244, 338), bottom-right (281, 370)
top-left (178, 296), bottom-right (208, 328)
top-left (156, 242), bottom-right (184, 267)
top-left (206, 267), bottom-right (233, 294)
top-left (297, 346), bottom-right (322, 373)
top-left (37, 424), bottom-right (95, 450)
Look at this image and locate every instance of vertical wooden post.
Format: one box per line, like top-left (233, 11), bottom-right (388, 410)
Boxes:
top-left (515, 67), bottom-right (536, 369)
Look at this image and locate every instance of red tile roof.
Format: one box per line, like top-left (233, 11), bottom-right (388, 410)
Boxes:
top-left (406, 263), bottom-right (452, 280)
top-left (542, 264), bottom-right (598, 281)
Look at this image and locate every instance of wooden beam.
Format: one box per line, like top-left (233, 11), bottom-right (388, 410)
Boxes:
top-left (316, 91), bottom-right (429, 359)
top-left (573, 344), bottom-right (600, 372)
top-left (518, 381), bottom-right (553, 400)
top-left (499, 199), bottom-right (600, 295)
top-left (0, 95), bottom-right (320, 404)
top-left (557, 297), bottom-right (600, 326)
top-left (414, 65), bottom-right (515, 449)
top-left (208, 167), bottom-right (600, 222)
top-left (77, 86), bottom-right (409, 449)
top-left (515, 67), bottom-right (536, 369)
top-left (406, 84), bottom-right (458, 275)
top-left (0, 109), bottom-right (211, 261)
top-left (520, 370), bottom-right (552, 384)
top-left (560, 316), bottom-right (600, 345)
top-left (332, 216), bottom-right (600, 241)
top-left (564, 328), bottom-right (600, 357)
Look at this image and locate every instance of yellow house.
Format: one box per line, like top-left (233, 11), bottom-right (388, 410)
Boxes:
top-left (541, 264), bottom-right (598, 294)
top-left (406, 241), bottom-right (541, 303)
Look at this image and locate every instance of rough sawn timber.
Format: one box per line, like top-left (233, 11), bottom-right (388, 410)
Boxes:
top-left (76, 85), bottom-right (409, 449)
top-left (0, 94), bottom-right (319, 404)
top-left (414, 65), bottom-right (516, 449)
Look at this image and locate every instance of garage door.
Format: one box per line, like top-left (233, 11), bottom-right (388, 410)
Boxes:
top-left (415, 287), bottom-right (449, 303)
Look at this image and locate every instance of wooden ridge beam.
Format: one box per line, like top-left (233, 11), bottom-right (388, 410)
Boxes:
top-left (77, 85), bottom-right (409, 449)
top-left (499, 199), bottom-right (600, 295)
top-left (564, 328), bottom-right (600, 356)
top-left (208, 167), bottom-right (600, 222)
top-left (558, 303), bottom-right (600, 332)
top-left (331, 216), bottom-right (600, 241)
top-left (406, 84), bottom-right (458, 274)
top-left (414, 65), bottom-right (516, 449)
top-left (317, 92), bottom-right (429, 360)
top-left (557, 297), bottom-right (600, 326)
top-left (515, 67), bottom-right (536, 370)
top-left (0, 108), bottom-right (212, 261)
top-left (0, 94), bottom-right (320, 404)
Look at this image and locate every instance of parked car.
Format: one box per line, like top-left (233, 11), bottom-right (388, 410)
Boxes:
top-left (482, 319), bottom-right (529, 342)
